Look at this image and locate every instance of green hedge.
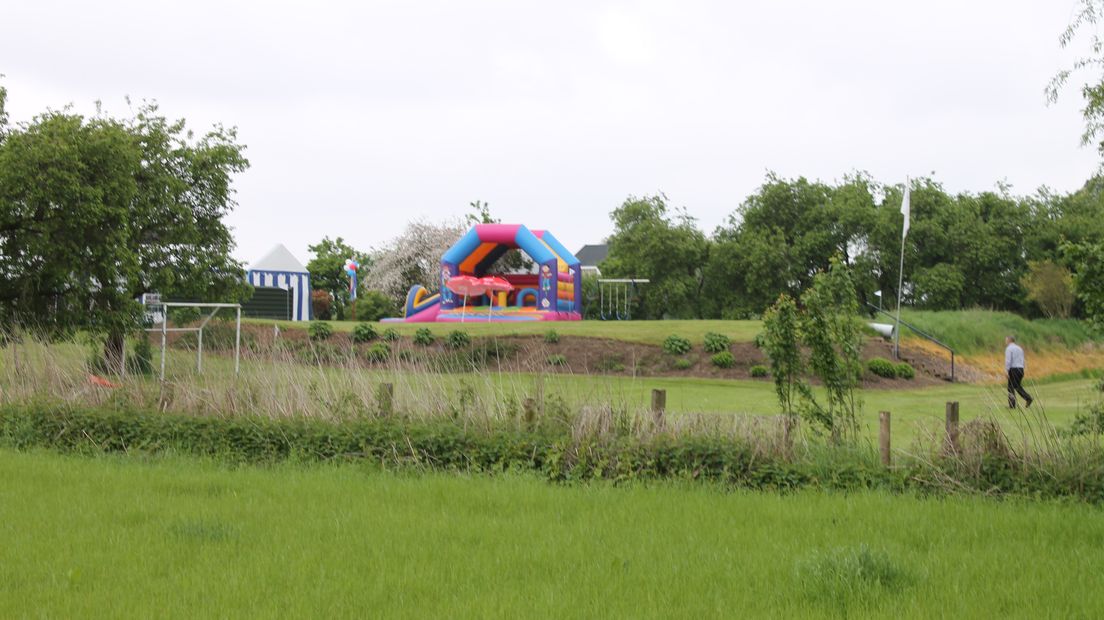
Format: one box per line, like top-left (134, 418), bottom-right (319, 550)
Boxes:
top-left (2, 404), bottom-right (1103, 501)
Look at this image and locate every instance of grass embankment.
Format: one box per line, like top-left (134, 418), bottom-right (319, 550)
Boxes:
top-left (1, 448), bottom-right (1102, 618)
top-left (900, 309), bottom-right (1103, 379)
top-left (257, 318), bottom-right (763, 346)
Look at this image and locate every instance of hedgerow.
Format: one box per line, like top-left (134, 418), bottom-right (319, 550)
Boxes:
top-left (3, 404), bottom-right (1103, 502)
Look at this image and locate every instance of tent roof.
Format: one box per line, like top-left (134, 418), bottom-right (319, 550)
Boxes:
top-left (250, 244), bottom-right (308, 273)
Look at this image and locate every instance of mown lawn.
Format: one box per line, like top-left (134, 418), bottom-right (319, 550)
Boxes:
top-left (256, 318), bottom-right (764, 346)
top-left (0, 449), bottom-right (1101, 618)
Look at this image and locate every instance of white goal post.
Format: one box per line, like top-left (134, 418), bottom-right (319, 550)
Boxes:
top-left (144, 301), bottom-right (242, 381)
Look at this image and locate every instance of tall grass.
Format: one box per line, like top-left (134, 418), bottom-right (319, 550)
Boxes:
top-left (4, 329), bottom-right (1104, 500)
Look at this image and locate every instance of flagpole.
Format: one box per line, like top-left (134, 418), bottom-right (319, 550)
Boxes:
top-left (894, 176), bottom-right (908, 359)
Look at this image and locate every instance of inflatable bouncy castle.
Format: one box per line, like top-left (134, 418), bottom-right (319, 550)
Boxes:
top-left (386, 224), bottom-right (582, 323)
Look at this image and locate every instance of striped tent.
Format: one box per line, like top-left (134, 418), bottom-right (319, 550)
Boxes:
top-left (246, 244), bottom-right (312, 321)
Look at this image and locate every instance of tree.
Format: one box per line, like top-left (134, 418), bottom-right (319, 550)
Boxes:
top-left (1022, 260), bottom-right (1075, 319)
top-left (0, 94), bottom-right (249, 370)
top-left (602, 194), bottom-right (709, 319)
top-left (464, 199), bottom-right (531, 273)
top-left (797, 258), bottom-right (863, 442)
top-left (1048, 1), bottom-right (1104, 159)
top-left (306, 236), bottom-right (368, 321)
top-left (1063, 242), bottom-right (1104, 329)
top-left (364, 219), bottom-right (466, 304)
top-left (761, 293), bottom-right (802, 419)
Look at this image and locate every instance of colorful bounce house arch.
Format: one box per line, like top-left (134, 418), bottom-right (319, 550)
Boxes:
top-left (388, 224), bottom-right (582, 322)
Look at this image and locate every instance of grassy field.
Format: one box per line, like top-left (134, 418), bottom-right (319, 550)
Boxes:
top-left (1, 448), bottom-right (1101, 618)
top-left (258, 318), bottom-right (764, 346)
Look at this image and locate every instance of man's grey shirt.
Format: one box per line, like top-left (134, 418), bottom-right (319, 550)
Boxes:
top-left (1005, 343), bottom-right (1025, 371)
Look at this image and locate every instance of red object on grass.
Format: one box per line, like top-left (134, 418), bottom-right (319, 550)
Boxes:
top-left (88, 374), bottom-right (121, 389)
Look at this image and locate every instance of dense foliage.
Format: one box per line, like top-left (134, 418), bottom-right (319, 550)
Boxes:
top-left (306, 237), bottom-right (369, 320)
top-left (0, 91), bottom-right (249, 368)
top-left (599, 176), bottom-right (1104, 320)
top-left (5, 403), bottom-right (1104, 502)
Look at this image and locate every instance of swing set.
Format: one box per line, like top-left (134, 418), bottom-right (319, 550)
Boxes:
top-left (597, 279), bottom-right (649, 320)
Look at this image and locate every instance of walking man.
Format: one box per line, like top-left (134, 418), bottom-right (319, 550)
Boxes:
top-left (1005, 336), bottom-right (1033, 409)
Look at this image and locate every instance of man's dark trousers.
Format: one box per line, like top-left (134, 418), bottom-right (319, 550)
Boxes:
top-left (1007, 367), bottom-right (1032, 408)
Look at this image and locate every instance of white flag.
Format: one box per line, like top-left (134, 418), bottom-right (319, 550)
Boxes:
top-left (900, 177), bottom-right (911, 240)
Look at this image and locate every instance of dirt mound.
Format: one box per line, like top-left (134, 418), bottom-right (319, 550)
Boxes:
top-left (201, 322), bottom-right (973, 385)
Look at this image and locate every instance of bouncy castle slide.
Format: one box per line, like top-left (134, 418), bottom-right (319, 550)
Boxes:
top-left (384, 224), bottom-right (582, 323)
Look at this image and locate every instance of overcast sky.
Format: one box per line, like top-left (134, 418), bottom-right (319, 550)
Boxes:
top-left (2, 1), bottom-right (1098, 266)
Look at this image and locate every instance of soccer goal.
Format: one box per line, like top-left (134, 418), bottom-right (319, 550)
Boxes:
top-left (143, 299), bottom-right (242, 381)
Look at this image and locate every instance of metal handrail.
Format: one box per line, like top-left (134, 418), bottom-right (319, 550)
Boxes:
top-left (866, 303), bottom-right (956, 382)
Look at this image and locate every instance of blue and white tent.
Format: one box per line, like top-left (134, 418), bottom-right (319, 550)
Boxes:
top-left (247, 244), bottom-right (313, 321)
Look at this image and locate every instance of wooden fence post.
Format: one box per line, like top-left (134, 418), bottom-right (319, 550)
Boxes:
top-left (879, 411), bottom-right (891, 466)
top-left (944, 401), bottom-right (960, 455)
top-left (378, 382), bottom-right (394, 417)
top-left (651, 389), bottom-right (666, 430)
top-left (523, 398), bottom-right (537, 430)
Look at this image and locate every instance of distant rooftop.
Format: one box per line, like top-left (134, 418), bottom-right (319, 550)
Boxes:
top-left (575, 244), bottom-right (608, 267)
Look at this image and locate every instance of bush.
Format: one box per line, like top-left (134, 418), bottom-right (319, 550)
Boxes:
top-left (363, 342), bottom-right (390, 363)
top-left (595, 355), bottom-right (625, 372)
top-left (308, 321), bottom-right (333, 342)
top-left (382, 328), bottom-right (399, 341)
top-left (749, 365), bottom-right (769, 378)
top-left (703, 332), bottom-right (731, 353)
top-left (311, 290), bottom-right (333, 320)
top-left (711, 351), bottom-right (736, 369)
top-left (544, 330), bottom-right (560, 344)
top-left (673, 358), bottom-right (693, 370)
top-left (866, 358), bottom-right (897, 379)
top-left (547, 354), bottom-right (568, 367)
top-left (352, 323), bottom-right (378, 343)
top-left (894, 362), bottom-right (915, 380)
top-left (413, 328), bottom-right (435, 346)
top-left (663, 335), bottom-right (692, 355)
top-left (445, 330), bottom-right (471, 349)
top-left (355, 290), bottom-right (398, 322)
top-left (5, 403), bottom-right (1104, 501)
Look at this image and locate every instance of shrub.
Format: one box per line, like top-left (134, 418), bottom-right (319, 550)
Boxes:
top-left (363, 343), bottom-right (390, 363)
top-left (413, 328), bottom-right (435, 346)
top-left (595, 355), bottom-right (625, 372)
top-left (749, 364), bottom-right (769, 378)
top-left (544, 330), bottom-right (560, 344)
top-left (308, 321), bottom-right (333, 342)
top-left (703, 332), bottom-right (731, 353)
top-left (382, 328), bottom-right (399, 341)
top-left (663, 335), bottom-right (691, 355)
top-left (547, 354), bottom-right (568, 367)
top-left (1069, 402), bottom-right (1104, 436)
top-left (355, 290), bottom-right (398, 322)
top-left (894, 362), bottom-right (915, 380)
top-left (311, 290), bottom-right (332, 320)
top-left (352, 323), bottom-right (378, 343)
top-left (445, 330), bottom-right (471, 349)
top-left (866, 358), bottom-right (897, 379)
top-left (711, 351), bottom-right (736, 369)
top-left (673, 358), bottom-right (693, 370)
